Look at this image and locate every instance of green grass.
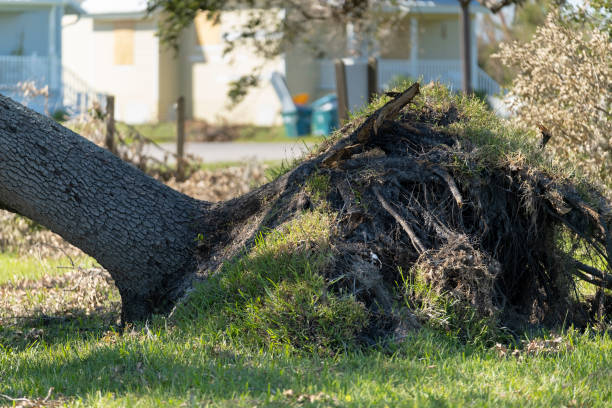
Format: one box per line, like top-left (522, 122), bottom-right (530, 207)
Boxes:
top-left (0, 320), bottom-right (609, 407)
top-left (115, 122), bottom-right (326, 145)
top-left (0, 253), bottom-right (95, 284)
top-left (116, 122), bottom-right (177, 144)
top-left (0, 208), bottom-right (609, 406)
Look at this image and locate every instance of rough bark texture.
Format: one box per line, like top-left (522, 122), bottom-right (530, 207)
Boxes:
top-left (0, 95), bottom-right (209, 322)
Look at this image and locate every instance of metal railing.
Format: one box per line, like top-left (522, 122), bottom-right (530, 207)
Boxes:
top-left (320, 58), bottom-right (501, 95)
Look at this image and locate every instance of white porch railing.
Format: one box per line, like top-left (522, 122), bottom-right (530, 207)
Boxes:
top-left (0, 55), bottom-right (104, 116)
top-left (320, 59), bottom-right (501, 96)
top-left (62, 67), bottom-right (106, 115)
top-left (0, 55), bottom-right (51, 87)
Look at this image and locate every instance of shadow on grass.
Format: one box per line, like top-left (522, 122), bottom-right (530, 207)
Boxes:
top-left (0, 310), bottom-right (119, 351)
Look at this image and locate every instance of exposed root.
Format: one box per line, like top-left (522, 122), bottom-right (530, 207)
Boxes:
top-left (197, 83), bottom-right (612, 341)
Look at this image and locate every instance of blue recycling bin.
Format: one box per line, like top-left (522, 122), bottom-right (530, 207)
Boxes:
top-left (282, 105), bottom-right (313, 137)
top-left (311, 94), bottom-right (338, 136)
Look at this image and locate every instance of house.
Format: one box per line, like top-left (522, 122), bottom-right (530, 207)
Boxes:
top-left (288, 0), bottom-right (500, 104)
top-left (62, 0), bottom-right (284, 124)
top-left (61, 1), bottom-right (499, 125)
top-left (0, 0), bottom-right (101, 115)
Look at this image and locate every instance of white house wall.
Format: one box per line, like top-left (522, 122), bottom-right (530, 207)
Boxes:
top-left (418, 16), bottom-right (460, 60)
top-left (180, 10), bottom-right (283, 126)
top-left (0, 9), bottom-right (50, 56)
top-left (92, 19), bottom-right (159, 123)
top-left (62, 15), bottom-right (95, 85)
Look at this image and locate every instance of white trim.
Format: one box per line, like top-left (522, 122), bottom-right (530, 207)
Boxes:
top-left (382, 3), bottom-right (489, 15)
top-left (470, 15), bottom-right (477, 90)
top-left (87, 12), bottom-right (148, 20)
top-left (0, 0), bottom-right (83, 14)
top-left (48, 5), bottom-right (59, 88)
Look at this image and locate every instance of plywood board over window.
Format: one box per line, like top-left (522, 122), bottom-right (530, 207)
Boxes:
top-left (195, 12), bottom-right (221, 46)
top-left (114, 21), bottom-right (135, 65)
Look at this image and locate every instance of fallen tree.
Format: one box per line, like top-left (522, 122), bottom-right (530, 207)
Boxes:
top-left (0, 84), bottom-right (610, 334)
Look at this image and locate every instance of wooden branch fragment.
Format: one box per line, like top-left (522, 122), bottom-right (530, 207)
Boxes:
top-left (374, 187), bottom-right (426, 254)
top-left (432, 166), bottom-right (463, 208)
top-left (573, 260), bottom-right (612, 289)
top-left (321, 143), bottom-right (362, 168)
top-left (537, 124), bottom-right (552, 149)
top-left (355, 82), bottom-right (420, 143)
top-left (373, 82), bottom-right (420, 136)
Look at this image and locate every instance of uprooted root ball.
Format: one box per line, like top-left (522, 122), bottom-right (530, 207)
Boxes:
top-left (195, 83), bottom-right (611, 348)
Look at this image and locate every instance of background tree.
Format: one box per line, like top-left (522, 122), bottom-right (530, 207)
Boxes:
top-left (494, 6), bottom-right (611, 184)
top-left (478, 0), bottom-right (555, 87)
top-left (147, 0), bottom-right (522, 97)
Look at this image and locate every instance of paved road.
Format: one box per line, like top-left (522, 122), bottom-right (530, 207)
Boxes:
top-left (143, 142), bottom-right (314, 163)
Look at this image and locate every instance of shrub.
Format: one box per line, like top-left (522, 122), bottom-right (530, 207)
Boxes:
top-left (494, 12), bottom-right (611, 184)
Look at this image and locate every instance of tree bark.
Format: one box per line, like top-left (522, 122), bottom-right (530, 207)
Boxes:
top-left (0, 94), bottom-right (209, 323)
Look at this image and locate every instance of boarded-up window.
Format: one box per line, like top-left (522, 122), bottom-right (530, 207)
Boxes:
top-left (194, 12), bottom-right (221, 46)
top-left (114, 21), bottom-right (134, 65)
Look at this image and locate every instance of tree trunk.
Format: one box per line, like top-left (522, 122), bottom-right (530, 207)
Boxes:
top-left (0, 94), bottom-right (210, 323)
top-left (459, 0), bottom-right (473, 94)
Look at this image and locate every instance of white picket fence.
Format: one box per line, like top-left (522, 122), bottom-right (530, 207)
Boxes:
top-left (320, 58), bottom-right (501, 95)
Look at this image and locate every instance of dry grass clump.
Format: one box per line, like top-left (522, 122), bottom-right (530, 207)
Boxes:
top-left (415, 237), bottom-right (501, 322)
top-left (0, 266), bottom-right (120, 326)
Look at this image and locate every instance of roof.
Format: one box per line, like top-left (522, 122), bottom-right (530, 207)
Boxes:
top-left (391, 0), bottom-right (490, 14)
top-left (80, 0), bottom-right (148, 18)
top-left (0, 0), bottom-right (84, 14)
top-left (75, 0), bottom-right (489, 19)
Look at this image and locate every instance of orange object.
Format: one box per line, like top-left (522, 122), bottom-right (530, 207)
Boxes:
top-left (292, 93), bottom-right (310, 105)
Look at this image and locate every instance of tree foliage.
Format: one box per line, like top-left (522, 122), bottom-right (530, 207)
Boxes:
top-left (494, 9), bottom-right (611, 184)
top-left (147, 0), bottom-right (521, 101)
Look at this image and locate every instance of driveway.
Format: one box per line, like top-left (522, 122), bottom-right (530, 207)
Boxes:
top-left (143, 142), bottom-right (313, 163)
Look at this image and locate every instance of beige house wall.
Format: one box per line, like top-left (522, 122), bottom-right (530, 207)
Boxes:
top-left (63, 16), bottom-right (162, 123)
top-left (158, 41), bottom-right (179, 122)
top-left (177, 9), bottom-right (283, 126)
top-left (92, 19), bottom-right (160, 123)
top-left (62, 16), bottom-right (96, 85)
top-left (378, 14), bottom-right (460, 60)
top-left (63, 9), bottom-right (469, 125)
top-left (418, 15), bottom-right (461, 60)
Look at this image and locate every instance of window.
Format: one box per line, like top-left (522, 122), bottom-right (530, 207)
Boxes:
top-left (114, 21), bottom-right (134, 65)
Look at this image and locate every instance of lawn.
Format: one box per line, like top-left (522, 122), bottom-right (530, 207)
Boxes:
top-left (2, 83), bottom-right (609, 407)
top-left (0, 252), bottom-right (609, 407)
top-left (116, 122), bottom-right (326, 145)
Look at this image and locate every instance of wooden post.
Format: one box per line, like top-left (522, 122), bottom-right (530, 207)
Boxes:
top-left (176, 96), bottom-right (186, 181)
top-left (367, 57), bottom-right (378, 103)
top-left (334, 59), bottom-right (349, 123)
top-left (105, 95), bottom-right (116, 155)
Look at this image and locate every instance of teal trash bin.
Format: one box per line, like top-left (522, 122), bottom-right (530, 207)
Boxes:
top-left (282, 105), bottom-right (313, 137)
top-left (311, 94), bottom-right (338, 136)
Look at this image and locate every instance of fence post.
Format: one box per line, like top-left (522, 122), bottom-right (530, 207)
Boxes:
top-left (176, 96), bottom-right (186, 181)
top-left (367, 57), bottom-right (378, 103)
top-left (334, 59), bottom-right (349, 124)
top-left (105, 95), bottom-right (116, 155)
